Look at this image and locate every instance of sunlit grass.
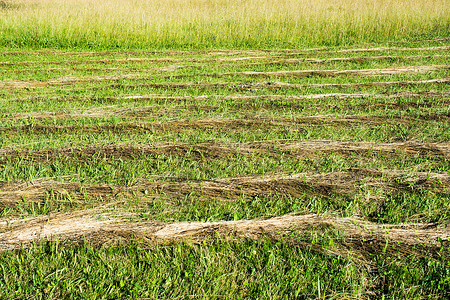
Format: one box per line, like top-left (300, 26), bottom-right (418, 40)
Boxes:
top-left (1, 0), bottom-right (448, 49)
top-left (0, 12), bottom-right (449, 297)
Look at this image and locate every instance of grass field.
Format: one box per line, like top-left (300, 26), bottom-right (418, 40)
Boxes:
top-left (1, 0), bottom-right (449, 49)
top-left (0, 0), bottom-right (449, 299)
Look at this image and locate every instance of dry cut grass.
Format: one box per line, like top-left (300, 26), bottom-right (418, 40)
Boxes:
top-left (1, 212), bottom-right (448, 261)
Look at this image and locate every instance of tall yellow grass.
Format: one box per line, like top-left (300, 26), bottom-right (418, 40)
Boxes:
top-left (1, 0), bottom-right (448, 49)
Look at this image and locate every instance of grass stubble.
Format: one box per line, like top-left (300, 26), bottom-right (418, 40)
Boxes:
top-left (0, 0), bottom-right (449, 299)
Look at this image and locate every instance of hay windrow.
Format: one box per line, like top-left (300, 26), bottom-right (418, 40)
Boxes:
top-left (235, 78), bottom-right (450, 90)
top-left (2, 104), bottom-right (216, 121)
top-left (250, 54), bottom-right (450, 66)
top-left (0, 169), bottom-right (448, 207)
top-left (1, 113), bottom-right (443, 136)
top-left (0, 57), bottom-right (176, 67)
top-left (99, 77), bottom-right (450, 92)
top-left (169, 65), bottom-right (449, 79)
top-left (1, 140), bottom-right (448, 164)
top-left (122, 90), bottom-right (449, 102)
top-left (0, 213), bottom-right (448, 258)
top-left (2, 65), bottom-right (448, 89)
top-left (3, 54), bottom-right (448, 73)
top-left (0, 119), bottom-right (279, 135)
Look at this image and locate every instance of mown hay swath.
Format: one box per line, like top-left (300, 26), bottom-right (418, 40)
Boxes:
top-left (1, 213), bottom-right (448, 260)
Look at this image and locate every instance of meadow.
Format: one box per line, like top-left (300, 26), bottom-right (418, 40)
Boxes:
top-left (0, 0), bottom-right (449, 49)
top-left (0, 0), bottom-right (449, 299)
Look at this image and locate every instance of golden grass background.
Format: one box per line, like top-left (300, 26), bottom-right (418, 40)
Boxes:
top-left (1, 0), bottom-right (449, 49)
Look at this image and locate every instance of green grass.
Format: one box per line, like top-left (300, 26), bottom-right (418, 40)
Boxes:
top-left (0, 0), bottom-right (449, 50)
top-left (0, 238), bottom-right (448, 299)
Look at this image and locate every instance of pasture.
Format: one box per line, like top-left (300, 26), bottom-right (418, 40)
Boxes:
top-left (0, 0), bottom-right (449, 298)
